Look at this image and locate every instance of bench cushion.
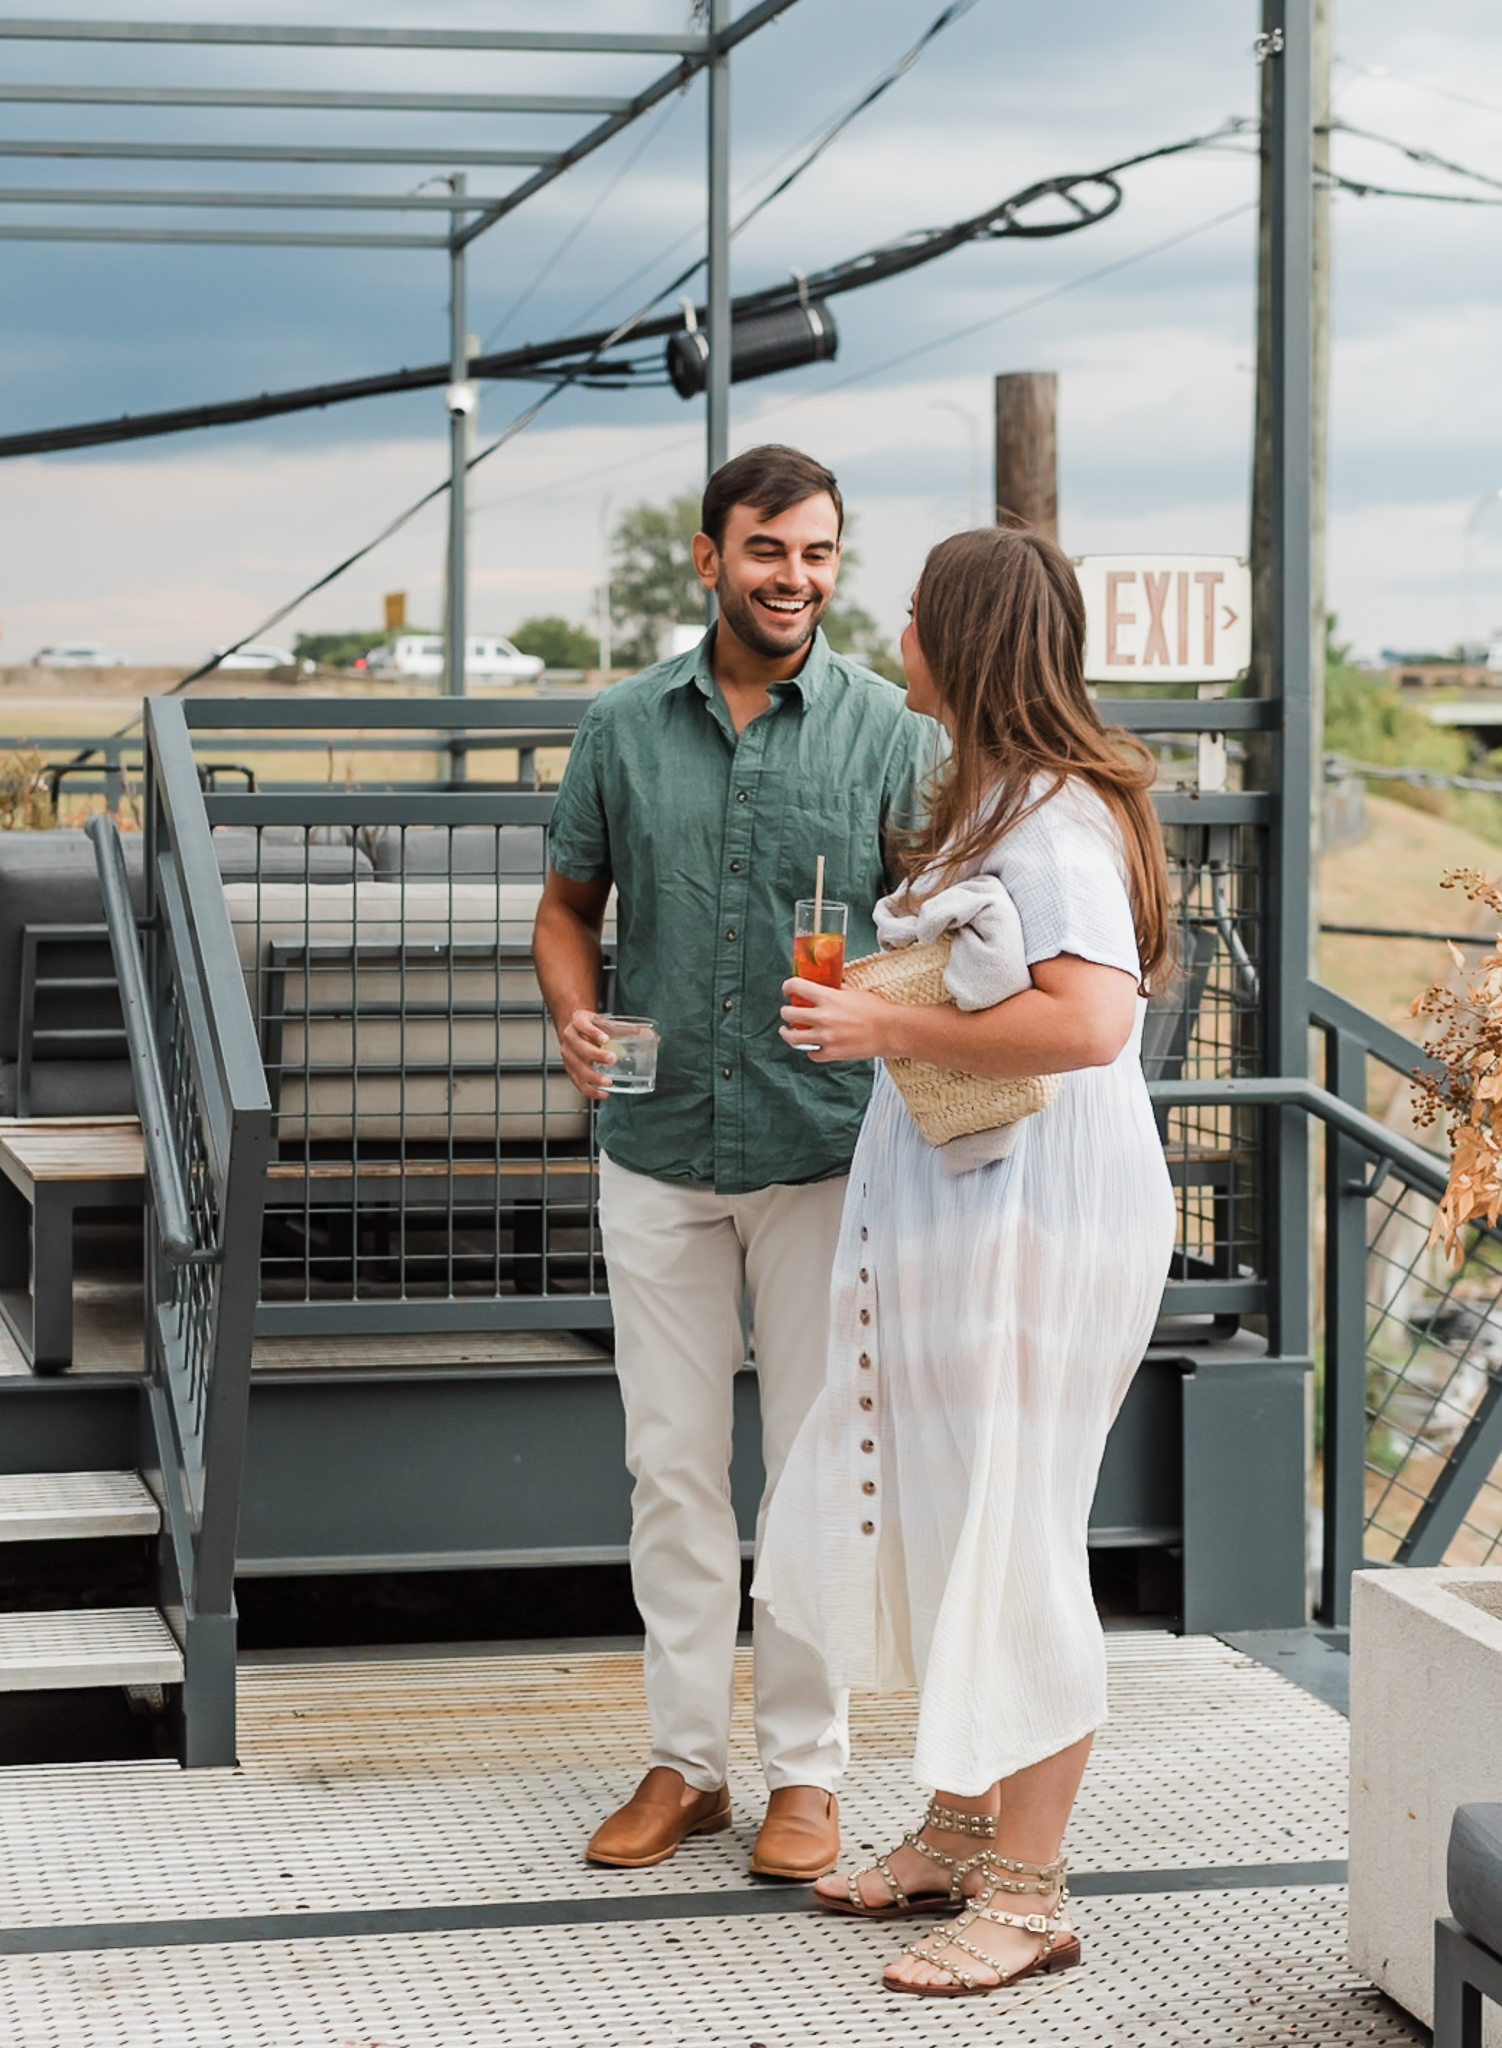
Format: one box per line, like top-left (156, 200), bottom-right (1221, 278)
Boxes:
top-left (1449, 1803), bottom-right (1502, 1958)
top-left (369, 825), bottom-right (545, 877)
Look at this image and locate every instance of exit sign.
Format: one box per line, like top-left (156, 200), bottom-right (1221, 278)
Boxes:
top-left (1076, 554), bottom-right (1251, 684)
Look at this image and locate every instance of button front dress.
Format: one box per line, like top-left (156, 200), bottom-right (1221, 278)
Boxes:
top-left (754, 779), bottom-right (1177, 1795)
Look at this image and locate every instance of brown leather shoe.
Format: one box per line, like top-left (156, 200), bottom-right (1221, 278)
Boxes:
top-left (585, 1766), bottom-right (732, 1869)
top-left (750, 1785), bottom-right (841, 1880)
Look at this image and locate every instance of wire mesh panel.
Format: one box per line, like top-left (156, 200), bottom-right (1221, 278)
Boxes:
top-left (1154, 821), bottom-right (1264, 1314)
top-left (1363, 1170), bottom-right (1502, 1566)
top-left (208, 816), bottom-right (607, 1327)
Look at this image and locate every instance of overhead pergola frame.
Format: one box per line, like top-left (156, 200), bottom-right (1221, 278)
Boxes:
top-left (0, 7), bottom-right (788, 692)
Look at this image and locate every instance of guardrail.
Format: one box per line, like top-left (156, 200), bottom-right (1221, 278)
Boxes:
top-left (117, 692), bottom-right (1502, 1670)
top-left (88, 752), bottom-right (272, 1764)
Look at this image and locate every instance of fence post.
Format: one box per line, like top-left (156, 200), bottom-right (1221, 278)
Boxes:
top-left (1320, 1023), bottom-right (1369, 1625)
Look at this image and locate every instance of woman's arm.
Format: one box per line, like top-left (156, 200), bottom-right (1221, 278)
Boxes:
top-left (779, 953), bottom-right (1139, 1078)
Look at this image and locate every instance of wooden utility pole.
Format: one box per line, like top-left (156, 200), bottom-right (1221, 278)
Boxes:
top-left (994, 372), bottom-right (1058, 537)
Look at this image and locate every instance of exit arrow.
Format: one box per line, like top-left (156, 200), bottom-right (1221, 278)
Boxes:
top-left (1222, 604), bottom-right (1239, 630)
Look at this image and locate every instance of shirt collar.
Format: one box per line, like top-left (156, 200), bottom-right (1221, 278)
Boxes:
top-left (676, 624), bottom-right (833, 707)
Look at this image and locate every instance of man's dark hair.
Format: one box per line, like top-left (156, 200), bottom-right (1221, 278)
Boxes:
top-left (700, 444), bottom-right (844, 551)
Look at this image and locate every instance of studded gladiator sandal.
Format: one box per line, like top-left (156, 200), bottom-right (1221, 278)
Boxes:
top-left (881, 1848), bottom-right (1080, 1997)
top-left (815, 1800), bottom-right (999, 1921)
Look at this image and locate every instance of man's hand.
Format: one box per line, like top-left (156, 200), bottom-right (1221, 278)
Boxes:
top-left (779, 978), bottom-right (894, 1063)
top-left (560, 1008), bottom-right (616, 1100)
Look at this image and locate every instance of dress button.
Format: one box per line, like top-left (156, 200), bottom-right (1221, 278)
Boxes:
top-left (860, 1226), bottom-right (868, 1242)
top-left (861, 1480), bottom-right (876, 1496)
top-left (859, 1309), bottom-right (870, 1325)
top-left (860, 1267), bottom-right (869, 1284)
top-left (861, 1520), bottom-right (875, 1535)
top-left (859, 1396), bottom-right (873, 1411)
top-left (861, 1439), bottom-right (875, 1454)
top-left (859, 1353), bottom-right (871, 1369)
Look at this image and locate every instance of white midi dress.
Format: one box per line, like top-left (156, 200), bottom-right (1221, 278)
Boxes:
top-left (754, 779), bottom-right (1177, 1795)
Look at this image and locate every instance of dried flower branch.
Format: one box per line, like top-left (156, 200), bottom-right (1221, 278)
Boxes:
top-left (1412, 868), bottom-right (1502, 1261)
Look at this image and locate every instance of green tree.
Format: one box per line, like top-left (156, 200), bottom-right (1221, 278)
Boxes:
top-left (294, 629), bottom-right (392, 669)
top-left (607, 492), bottom-right (902, 678)
top-left (610, 495), bottom-right (705, 667)
top-left (511, 616), bottom-right (600, 669)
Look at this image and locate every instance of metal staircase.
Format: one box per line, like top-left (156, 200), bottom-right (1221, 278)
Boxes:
top-left (0, 1471), bottom-right (183, 1692)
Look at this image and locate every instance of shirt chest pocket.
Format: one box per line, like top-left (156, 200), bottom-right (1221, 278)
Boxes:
top-left (776, 784), bottom-right (886, 912)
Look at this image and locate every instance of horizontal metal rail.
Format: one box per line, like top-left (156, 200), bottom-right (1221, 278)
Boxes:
top-left (1149, 1074), bottom-right (1447, 1200)
top-left (85, 815), bottom-right (205, 1266)
top-left (0, 22), bottom-right (712, 54)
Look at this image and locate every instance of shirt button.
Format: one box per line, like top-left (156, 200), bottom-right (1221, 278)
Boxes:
top-left (859, 1353), bottom-right (871, 1369)
top-left (735, 789), bottom-right (749, 803)
top-left (722, 999), bottom-right (733, 1011)
top-left (721, 1066), bottom-right (732, 1079)
top-left (859, 1396), bottom-right (873, 1411)
top-left (729, 859), bottom-right (743, 872)
top-left (860, 1439), bottom-right (875, 1454)
top-left (859, 1309), bottom-right (871, 1325)
top-left (725, 928), bottom-right (737, 942)
top-left (861, 1480), bottom-right (876, 1496)
top-left (861, 1521), bottom-right (875, 1535)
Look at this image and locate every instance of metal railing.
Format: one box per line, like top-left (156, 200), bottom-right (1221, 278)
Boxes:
top-left (113, 689), bottom-right (1502, 1682)
top-left (88, 744), bottom-right (272, 1766)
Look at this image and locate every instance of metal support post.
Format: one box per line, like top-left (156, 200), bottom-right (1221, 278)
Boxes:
top-left (1262, 0), bottom-right (1315, 1365)
top-left (1320, 1025), bottom-right (1370, 1625)
top-left (705, 0), bottom-right (731, 484)
top-left (445, 175), bottom-right (469, 701)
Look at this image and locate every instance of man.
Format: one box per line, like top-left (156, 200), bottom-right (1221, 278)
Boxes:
top-left (533, 444), bottom-right (933, 1880)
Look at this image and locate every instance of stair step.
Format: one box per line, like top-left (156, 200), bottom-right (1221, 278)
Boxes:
top-left (0, 1471), bottom-right (160, 1543)
top-left (0, 1608), bottom-right (183, 1691)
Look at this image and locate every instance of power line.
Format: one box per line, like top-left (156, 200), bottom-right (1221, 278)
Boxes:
top-left (0, 118), bottom-right (1248, 462)
top-left (1330, 119), bottom-right (1502, 197)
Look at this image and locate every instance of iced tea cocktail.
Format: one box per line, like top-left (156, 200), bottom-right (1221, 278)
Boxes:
top-left (790, 899), bottom-right (848, 1005)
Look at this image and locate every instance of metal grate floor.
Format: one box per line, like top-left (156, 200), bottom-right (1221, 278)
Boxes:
top-left (0, 1633), bottom-right (1421, 2046)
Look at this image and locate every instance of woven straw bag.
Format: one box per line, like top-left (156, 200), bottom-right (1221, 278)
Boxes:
top-left (844, 935), bottom-right (1060, 1146)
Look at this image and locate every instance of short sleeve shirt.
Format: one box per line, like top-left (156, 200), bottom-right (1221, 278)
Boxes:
top-left (547, 628), bottom-right (939, 1193)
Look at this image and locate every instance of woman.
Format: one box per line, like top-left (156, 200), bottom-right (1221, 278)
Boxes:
top-left (755, 524), bottom-right (1177, 1999)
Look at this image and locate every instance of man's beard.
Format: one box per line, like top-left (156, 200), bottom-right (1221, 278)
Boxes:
top-left (715, 569), bottom-right (828, 660)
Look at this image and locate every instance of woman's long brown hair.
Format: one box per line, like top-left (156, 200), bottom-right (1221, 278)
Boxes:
top-left (897, 523), bottom-right (1173, 992)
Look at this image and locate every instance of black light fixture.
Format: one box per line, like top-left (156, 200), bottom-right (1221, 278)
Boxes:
top-left (667, 296), bottom-right (839, 399)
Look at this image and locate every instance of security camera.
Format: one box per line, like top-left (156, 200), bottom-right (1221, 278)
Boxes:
top-left (445, 379), bottom-right (479, 419)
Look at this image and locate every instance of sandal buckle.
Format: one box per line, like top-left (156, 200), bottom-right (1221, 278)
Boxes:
top-left (1022, 1913), bottom-right (1049, 1934)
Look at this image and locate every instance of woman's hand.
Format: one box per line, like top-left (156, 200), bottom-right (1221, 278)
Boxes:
top-left (779, 979), bottom-right (897, 1063)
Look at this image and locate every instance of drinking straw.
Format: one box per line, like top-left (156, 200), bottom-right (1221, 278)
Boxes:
top-left (813, 855), bottom-right (825, 931)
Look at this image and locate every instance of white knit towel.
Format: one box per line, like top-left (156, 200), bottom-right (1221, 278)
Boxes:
top-left (872, 876), bottom-right (1037, 1173)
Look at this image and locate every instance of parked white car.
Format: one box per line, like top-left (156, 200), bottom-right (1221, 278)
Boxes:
top-left (211, 642), bottom-right (297, 671)
top-left (363, 634), bottom-right (544, 684)
top-left (32, 642), bottom-right (128, 667)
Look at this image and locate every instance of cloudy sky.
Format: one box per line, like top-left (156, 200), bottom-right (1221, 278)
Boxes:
top-left (0, 0), bottom-right (1499, 666)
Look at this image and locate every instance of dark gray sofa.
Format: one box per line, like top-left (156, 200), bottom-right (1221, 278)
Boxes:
top-left (1435, 1803), bottom-right (1502, 2046)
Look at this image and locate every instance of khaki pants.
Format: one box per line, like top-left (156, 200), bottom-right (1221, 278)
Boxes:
top-left (598, 1152), bottom-right (850, 1794)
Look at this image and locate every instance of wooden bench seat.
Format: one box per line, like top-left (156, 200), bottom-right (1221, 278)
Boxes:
top-left (0, 1116), bottom-right (144, 1372)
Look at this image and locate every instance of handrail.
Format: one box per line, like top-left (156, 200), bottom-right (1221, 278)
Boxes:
top-left (85, 814), bottom-right (207, 1266)
top-left (1148, 1073), bottom-right (1448, 1200)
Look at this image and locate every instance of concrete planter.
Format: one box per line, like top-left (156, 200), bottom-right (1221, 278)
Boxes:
top-left (1350, 1566), bottom-right (1502, 2037)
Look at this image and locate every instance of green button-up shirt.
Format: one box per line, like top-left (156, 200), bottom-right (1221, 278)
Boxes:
top-left (547, 628), bottom-right (937, 1194)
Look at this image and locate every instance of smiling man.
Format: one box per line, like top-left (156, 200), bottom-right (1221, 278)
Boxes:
top-left (533, 444), bottom-right (934, 1882)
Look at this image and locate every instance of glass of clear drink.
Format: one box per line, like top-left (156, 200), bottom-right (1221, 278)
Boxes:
top-left (595, 1016), bottom-right (661, 1093)
top-left (790, 900), bottom-right (848, 1006)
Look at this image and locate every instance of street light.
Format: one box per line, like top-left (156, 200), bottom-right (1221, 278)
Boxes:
top-left (928, 399), bottom-right (982, 529)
